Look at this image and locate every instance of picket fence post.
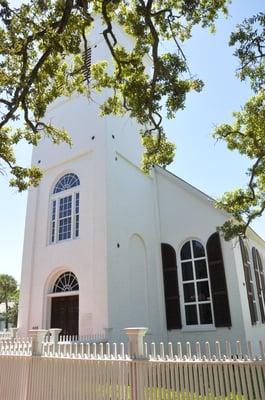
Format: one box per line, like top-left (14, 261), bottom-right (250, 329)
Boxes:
top-left (28, 329), bottom-right (48, 356)
top-left (49, 328), bottom-right (62, 353)
top-left (10, 327), bottom-right (18, 339)
top-left (124, 327), bottom-right (148, 358)
top-left (124, 327), bottom-right (148, 400)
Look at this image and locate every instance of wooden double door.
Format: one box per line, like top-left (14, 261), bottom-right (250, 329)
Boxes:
top-left (51, 295), bottom-right (79, 336)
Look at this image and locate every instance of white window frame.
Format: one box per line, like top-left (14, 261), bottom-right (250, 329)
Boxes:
top-left (242, 241), bottom-right (259, 324)
top-left (49, 187), bottom-right (80, 245)
top-left (248, 258), bottom-right (259, 323)
top-left (250, 246), bottom-right (263, 324)
top-left (178, 239), bottom-right (215, 331)
top-left (255, 250), bottom-right (265, 319)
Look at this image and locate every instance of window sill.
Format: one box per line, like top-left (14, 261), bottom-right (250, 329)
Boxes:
top-left (48, 236), bottom-right (80, 246)
top-left (181, 326), bottom-right (216, 333)
top-left (251, 321), bottom-right (265, 328)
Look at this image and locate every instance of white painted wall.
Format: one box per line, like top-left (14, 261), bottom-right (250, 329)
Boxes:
top-left (19, 150), bottom-right (109, 335)
top-left (105, 154), bottom-right (165, 343)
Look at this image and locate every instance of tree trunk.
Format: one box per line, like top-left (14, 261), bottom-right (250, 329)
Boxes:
top-left (5, 297), bottom-right (8, 330)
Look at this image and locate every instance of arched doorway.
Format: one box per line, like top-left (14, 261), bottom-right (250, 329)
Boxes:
top-left (50, 272), bottom-right (79, 336)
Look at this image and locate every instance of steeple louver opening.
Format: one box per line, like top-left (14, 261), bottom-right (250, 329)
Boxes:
top-left (82, 46), bottom-right (92, 85)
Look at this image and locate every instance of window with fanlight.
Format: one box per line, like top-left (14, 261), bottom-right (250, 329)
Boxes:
top-left (50, 173), bottom-right (80, 244)
top-left (180, 239), bottom-right (214, 327)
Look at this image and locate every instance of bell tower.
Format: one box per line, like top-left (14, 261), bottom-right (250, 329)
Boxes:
top-left (18, 16), bottom-right (143, 336)
top-left (18, 16), bottom-right (165, 342)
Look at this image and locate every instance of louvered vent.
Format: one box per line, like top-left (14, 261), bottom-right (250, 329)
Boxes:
top-left (82, 47), bottom-right (92, 85)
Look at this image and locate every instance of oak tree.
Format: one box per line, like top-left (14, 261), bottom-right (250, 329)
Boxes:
top-left (214, 13), bottom-right (265, 240)
top-left (0, 274), bottom-right (18, 329)
top-left (0, 0), bottom-right (229, 190)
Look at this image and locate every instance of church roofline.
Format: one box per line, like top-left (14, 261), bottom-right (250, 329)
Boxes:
top-left (154, 164), bottom-right (217, 206)
top-left (154, 164), bottom-right (265, 246)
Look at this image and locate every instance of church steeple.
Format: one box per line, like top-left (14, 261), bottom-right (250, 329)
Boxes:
top-left (18, 16), bottom-right (144, 337)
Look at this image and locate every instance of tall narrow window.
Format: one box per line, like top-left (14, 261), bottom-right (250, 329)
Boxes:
top-left (252, 247), bottom-right (265, 323)
top-left (50, 173), bottom-right (80, 244)
top-left (240, 238), bottom-right (258, 325)
top-left (75, 193), bottom-right (80, 238)
top-left (180, 240), bottom-right (214, 327)
top-left (58, 195), bottom-right (72, 241)
top-left (51, 200), bottom-right (56, 243)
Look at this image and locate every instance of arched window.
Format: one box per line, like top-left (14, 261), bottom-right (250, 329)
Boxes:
top-left (53, 272), bottom-right (79, 293)
top-left (252, 247), bottom-right (265, 323)
top-left (50, 173), bottom-right (80, 243)
top-left (180, 240), bottom-right (213, 326)
top-left (240, 239), bottom-right (258, 325)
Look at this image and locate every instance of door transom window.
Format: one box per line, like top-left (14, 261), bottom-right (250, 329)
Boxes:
top-left (53, 272), bottom-right (79, 293)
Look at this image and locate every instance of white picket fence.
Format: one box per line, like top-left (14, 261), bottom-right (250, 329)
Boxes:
top-left (0, 337), bottom-right (32, 355)
top-left (58, 332), bottom-right (106, 343)
top-left (0, 331), bottom-right (12, 340)
top-left (0, 335), bottom-right (265, 399)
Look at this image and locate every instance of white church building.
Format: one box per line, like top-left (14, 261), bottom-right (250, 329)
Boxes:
top-left (18, 19), bottom-right (265, 351)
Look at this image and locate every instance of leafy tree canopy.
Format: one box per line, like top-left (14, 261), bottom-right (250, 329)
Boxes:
top-left (0, 0), bottom-right (229, 190)
top-left (0, 274), bottom-right (18, 329)
top-left (214, 13), bottom-right (265, 240)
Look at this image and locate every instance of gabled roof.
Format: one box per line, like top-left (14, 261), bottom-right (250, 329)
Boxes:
top-left (154, 165), bottom-right (265, 246)
top-left (154, 164), bottom-right (217, 206)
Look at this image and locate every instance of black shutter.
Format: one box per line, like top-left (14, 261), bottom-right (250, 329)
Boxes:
top-left (206, 232), bottom-right (231, 327)
top-left (252, 248), bottom-right (265, 323)
top-left (257, 251), bottom-right (265, 322)
top-left (240, 238), bottom-right (257, 325)
top-left (161, 243), bottom-right (181, 329)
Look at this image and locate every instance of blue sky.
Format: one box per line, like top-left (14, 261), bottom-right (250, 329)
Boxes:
top-left (0, 0), bottom-right (264, 282)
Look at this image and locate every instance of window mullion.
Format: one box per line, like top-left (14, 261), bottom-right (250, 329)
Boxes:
top-left (205, 255), bottom-right (215, 326)
top-left (190, 240), bottom-right (201, 325)
top-left (192, 257), bottom-right (200, 325)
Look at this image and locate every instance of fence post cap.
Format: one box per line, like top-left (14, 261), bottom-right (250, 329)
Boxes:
top-left (28, 329), bottom-right (49, 355)
top-left (28, 329), bottom-right (49, 336)
top-left (124, 327), bottom-right (148, 359)
top-left (49, 328), bottom-right (62, 334)
top-left (123, 327), bottom-right (148, 336)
